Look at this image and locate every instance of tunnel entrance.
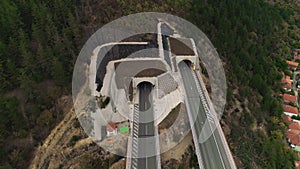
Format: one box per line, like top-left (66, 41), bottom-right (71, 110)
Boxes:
top-left (182, 59), bottom-right (192, 65)
top-left (178, 59), bottom-right (193, 68)
top-left (136, 81), bottom-right (155, 87)
top-left (137, 82), bottom-right (153, 113)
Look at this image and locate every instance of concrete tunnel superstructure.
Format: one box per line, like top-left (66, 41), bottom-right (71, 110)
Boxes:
top-left (133, 77), bottom-right (157, 98)
top-left (168, 36), bottom-right (200, 71)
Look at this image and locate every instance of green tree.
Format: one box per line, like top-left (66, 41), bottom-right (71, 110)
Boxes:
top-left (0, 0), bottom-right (19, 42)
top-left (51, 57), bottom-right (67, 85)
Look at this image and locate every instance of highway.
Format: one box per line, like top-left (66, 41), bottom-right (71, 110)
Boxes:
top-left (130, 82), bottom-right (157, 169)
top-left (178, 61), bottom-right (233, 169)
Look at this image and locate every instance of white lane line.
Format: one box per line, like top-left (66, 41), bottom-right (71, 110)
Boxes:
top-left (178, 64), bottom-right (205, 169)
top-left (191, 70), bottom-right (226, 169)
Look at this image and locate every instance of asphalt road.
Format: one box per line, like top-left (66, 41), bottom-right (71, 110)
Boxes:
top-left (179, 61), bottom-right (232, 169)
top-left (131, 82), bottom-right (157, 169)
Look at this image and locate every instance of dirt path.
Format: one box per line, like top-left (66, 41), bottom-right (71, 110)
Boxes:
top-left (29, 106), bottom-right (78, 169)
top-left (28, 95), bottom-right (110, 169)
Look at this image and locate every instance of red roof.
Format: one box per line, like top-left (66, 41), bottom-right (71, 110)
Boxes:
top-left (289, 122), bottom-right (300, 130)
top-left (283, 105), bottom-right (298, 115)
top-left (283, 93), bottom-right (297, 103)
top-left (282, 115), bottom-right (292, 124)
top-left (281, 75), bottom-right (292, 89)
top-left (283, 83), bottom-right (292, 89)
top-left (294, 56), bottom-right (300, 61)
top-left (107, 122), bottom-right (117, 132)
top-left (286, 75), bottom-right (291, 81)
top-left (286, 129), bottom-right (300, 146)
top-left (295, 161), bottom-right (300, 169)
top-left (287, 60), bottom-right (299, 68)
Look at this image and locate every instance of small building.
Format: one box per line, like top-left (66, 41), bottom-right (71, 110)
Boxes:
top-left (295, 161), bottom-right (300, 169)
top-left (283, 115), bottom-right (293, 125)
top-left (106, 122), bottom-right (118, 136)
top-left (289, 122), bottom-right (300, 130)
top-left (283, 93), bottom-right (297, 103)
top-left (286, 60), bottom-right (299, 70)
top-left (286, 75), bottom-right (291, 83)
top-left (283, 105), bottom-right (299, 117)
top-left (281, 75), bottom-right (292, 91)
top-left (286, 129), bottom-right (300, 151)
top-left (294, 55), bottom-right (300, 61)
top-left (294, 51), bottom-right (300, 61)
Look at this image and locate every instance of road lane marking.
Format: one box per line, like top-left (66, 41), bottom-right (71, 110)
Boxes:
top-left (179, 63), bottom-right (226, 168)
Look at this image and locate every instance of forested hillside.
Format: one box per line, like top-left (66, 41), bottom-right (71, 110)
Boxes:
top-left (0, 0), bottom-right (81, 168)
top-left (187, 0), bottom-right (299, 168)
top-left (0, 0), bottom-right (299, 168)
